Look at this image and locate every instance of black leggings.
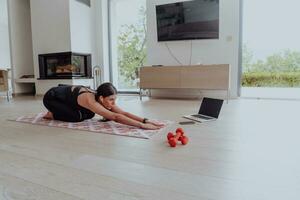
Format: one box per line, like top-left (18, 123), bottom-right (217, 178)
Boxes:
top-left (43, 87), bottom-right (83, 122)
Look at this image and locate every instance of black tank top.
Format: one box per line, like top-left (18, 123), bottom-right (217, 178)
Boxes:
top-left (71, 86), bottom-right (95, 120)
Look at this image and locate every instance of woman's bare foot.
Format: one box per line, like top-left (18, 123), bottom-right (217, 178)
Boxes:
top-left (43, 111), bottom-right (53, 120)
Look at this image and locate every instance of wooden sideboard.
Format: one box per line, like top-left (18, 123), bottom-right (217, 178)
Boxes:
top-left (139, 64), bottom-right (230, 100)
top-left (0, 69), bottom-right (10, 101)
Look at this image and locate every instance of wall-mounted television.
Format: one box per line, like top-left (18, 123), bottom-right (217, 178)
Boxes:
top-left (156, 0), bottom-right (219, 42)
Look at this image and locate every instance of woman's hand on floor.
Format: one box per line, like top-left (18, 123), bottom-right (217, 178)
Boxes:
top-left (140, 123), bottom-right (160, 130)
top-left (146, 120), bottom-right (165, 128)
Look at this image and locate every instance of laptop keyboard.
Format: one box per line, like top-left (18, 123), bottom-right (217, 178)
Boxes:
top-left (191, 114), bottom-right (214, 120)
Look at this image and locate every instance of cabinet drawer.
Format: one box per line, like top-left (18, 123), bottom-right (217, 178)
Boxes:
top-left (140, 67), bottom-right (181, 88)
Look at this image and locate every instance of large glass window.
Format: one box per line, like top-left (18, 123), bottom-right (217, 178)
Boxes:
top-left (109, 0), bottom-right (147, 91)
top-left (241, 0), bottom-right (300, 99)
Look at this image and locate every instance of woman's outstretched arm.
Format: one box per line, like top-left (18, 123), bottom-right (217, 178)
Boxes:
top-left (79, 94), bottom-right (159, 130)
top-left (111, 105), bottom-right (164, 127)
top-left (111, 105), bottom-right (143, 122)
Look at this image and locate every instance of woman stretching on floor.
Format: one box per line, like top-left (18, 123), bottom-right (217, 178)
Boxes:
top-left (43, 82), bottom-right (163, 130)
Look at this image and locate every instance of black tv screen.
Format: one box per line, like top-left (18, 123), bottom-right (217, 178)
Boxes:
top-left (156, 0), bottom-right (219, 41)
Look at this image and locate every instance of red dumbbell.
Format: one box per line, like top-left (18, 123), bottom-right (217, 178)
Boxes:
top-left (180, 135), bottom-right (189, 145)
top-left (168, 131), bottom-right (183, 147)
top-left (176, 128), bottom-right (189, 145)
top-left (167, 128), bottom-right (183, 141)
top-left (167, 132), bottom-right (174, 140)
top-left (176, 128), bottom-right (184, 134)
top-left (167, 128), bottom-right (189, 147)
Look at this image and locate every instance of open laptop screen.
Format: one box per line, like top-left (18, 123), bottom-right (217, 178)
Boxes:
top-left (198, 98), bottom-right (224, 118)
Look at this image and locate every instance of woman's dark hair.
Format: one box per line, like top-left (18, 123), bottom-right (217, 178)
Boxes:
top-left (95, 82), bottom-right (117, 101)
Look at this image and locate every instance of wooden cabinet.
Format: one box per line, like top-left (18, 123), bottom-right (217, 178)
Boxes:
top-left (0, 70), bottom-right (8, 91)
top-left (139, 66), bottom-right (181, 89)
top-left (0, 69), bottom-right (10, 101)
top-left (139, 64), bottom-right (230, 100)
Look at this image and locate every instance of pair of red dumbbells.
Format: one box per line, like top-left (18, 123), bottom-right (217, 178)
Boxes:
top-left (167, 128), bottom-right (189, 147)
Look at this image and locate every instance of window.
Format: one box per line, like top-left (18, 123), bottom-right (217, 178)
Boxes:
top-left (242, 0), bottom-right (300, 99)
top-left (109, 0), bottom-right (147, 91)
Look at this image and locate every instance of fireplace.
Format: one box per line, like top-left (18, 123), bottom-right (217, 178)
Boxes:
top-left (38, 52), bottom-right (92, 79)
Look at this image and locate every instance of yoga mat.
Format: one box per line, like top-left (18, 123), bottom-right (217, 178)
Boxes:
top-left (14, 113), bottom-right (172, 139)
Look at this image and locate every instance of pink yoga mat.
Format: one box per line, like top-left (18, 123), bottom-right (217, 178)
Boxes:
top-left (14, 113), bottom-right (172, 139)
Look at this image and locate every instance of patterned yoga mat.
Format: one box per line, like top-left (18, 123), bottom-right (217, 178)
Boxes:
top-left (14, 113), bottom-right (172, 139)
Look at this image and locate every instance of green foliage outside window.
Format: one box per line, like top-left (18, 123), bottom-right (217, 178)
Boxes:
top-left (242, 45), bottom-right (300, 87)
top-left (117, 7), bottom-right (146, 88)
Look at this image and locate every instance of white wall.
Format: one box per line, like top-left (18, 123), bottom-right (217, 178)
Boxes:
top-left (69, 0), bottom-right (94, 54)
top-left (71, 0), bottom-right (112, 84)
top-left (31, 0), bottom-right (109, 94)
top-left (30, 0), bottom-right (73, 94)
top-left (69, 0), bottom-right (107, 85)
top-left (70, 0), bottom-right (110, 84)
top-left (5, 0), bottom-right (109, 95)
top-left (96, 0), bottom-right (110, 83)
top-left (30, 0), bottom-right (72, 79)
top-left (0, 0), bottom-right (11, 69)
top-left (8, 0), bottom-right (34, 93)
top-left (146, 0), bottom-right (240, 98)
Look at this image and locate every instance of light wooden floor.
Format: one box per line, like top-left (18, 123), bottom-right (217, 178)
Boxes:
top-left (0, 96), bottom-right (300, 200)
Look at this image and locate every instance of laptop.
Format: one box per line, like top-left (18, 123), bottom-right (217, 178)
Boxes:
top-left (183, 97), bottom-right (224, 122)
